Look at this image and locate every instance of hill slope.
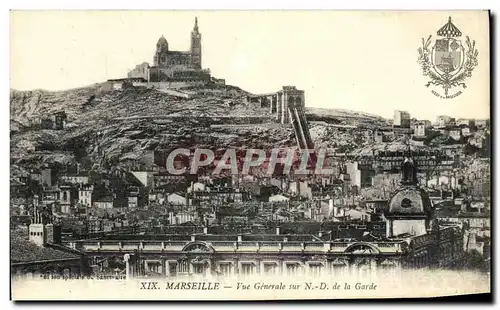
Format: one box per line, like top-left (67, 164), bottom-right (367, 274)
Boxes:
top-left (11, 83), bottom-right (292, 171)
top-left (10, 82), bottom-right (387, 173)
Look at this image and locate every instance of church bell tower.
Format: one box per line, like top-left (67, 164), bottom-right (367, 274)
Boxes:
top-left (190, 17), bottom-right (202, 69)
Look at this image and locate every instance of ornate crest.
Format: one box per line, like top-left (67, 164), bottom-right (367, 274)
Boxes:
top-left (418, 17), bottom-right (479, 98)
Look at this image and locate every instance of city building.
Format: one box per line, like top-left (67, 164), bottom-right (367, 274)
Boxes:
top-left (413, 124), bottom-right (427, 138)
top-left (61, 173), bottom-right (90, 186)
top-left (393, 111), bottom-right (411, 128)
top-left (475, 119), bottom-right (490, 128)
top-left (435, 115), bottom-right (455, 128)
top-left (69, 158), bottom-right (464, 278)
top-left (93, 196), bottom-right (115, 209)
top-left (346, 161), bottom-right (374, 188)
top-left (456, 119), bottom-right (474, 127)
top-left (78, 185), bottom-right (94, 208)
top-left (449, 129), bottom-right (463, 141)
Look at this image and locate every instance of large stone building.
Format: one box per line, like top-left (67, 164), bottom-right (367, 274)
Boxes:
top-left (127, 18), bottom-right (211, 82)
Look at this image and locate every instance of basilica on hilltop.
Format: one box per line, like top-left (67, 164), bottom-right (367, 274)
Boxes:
top-left (127, 17), bottom-right (211, 82)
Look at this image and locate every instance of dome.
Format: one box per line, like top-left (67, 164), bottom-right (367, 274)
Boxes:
top-left (156, 35), bottom-right (168, 47)
top-left (385, 186), bottom-right (432, 218)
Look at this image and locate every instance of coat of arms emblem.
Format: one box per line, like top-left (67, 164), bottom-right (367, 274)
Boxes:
top-left (418, 17), bottom-right (479, 99)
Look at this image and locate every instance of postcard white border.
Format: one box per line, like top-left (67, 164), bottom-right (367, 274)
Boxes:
top-left (3, 0), bottom-right (498, 309)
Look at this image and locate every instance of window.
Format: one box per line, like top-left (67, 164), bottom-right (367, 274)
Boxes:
top-left (168, 262), bottom-right (177, 277)
top-left (286, 263), bottom-right (299, 276)
top-left (219, 263), bottom-right (232, 275)
top-left (193, 263), bottom-right (206, 274)
top-left (309, 263), bottom-right (322, 276)
top-left (401, 198), bottom-right (412, 208)
top-left (147, 262), bottom-right (160, 274)
top-left (179, 261), bottom-right (189, 272)
top-left (240, 263), bottom-right (255, 275)
top-left (263, 263), bottom-right (277, 274)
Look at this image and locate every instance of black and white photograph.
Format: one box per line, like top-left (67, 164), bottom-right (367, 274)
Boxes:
top-left (9, 10), bottom-right (491, 301)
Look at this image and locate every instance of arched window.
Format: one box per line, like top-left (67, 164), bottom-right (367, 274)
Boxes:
top-left (287, 96), bottom-right (295, 105)
top-left (401, 198), bottom-right (412, 208)
top-left (295, 97), bottom-right (302, 105)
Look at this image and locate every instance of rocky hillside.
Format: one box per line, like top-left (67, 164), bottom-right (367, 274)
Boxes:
top-left (10, 82), bottom-right (387, 174)
top-left (11, 83), bottom-right (287, 172)
top-left (305, 107), bottom-right (387, 127)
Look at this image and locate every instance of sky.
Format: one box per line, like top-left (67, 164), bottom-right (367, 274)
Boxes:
top-left (10, 10), bottom-right (490, 120)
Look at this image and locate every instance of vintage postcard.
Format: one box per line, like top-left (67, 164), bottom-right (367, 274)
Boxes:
top-left (10, 10), bottom-right (491, 301)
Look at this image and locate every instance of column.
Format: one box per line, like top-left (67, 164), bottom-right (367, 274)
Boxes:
top-left (207, 261), bottom-right (212, 276)
top-left (233, 257), bottom-right (239, 277)
top-left (276, 93), bottom-right (282, 122)
top-left (281, 95), bottom-right (286, 124)
top-left (272, 95), bottom-right (277, 114)
top-left (165, 260), bottom-right (170, 276)
top-left (370, 258), bottom-right (377, 281)
top-left (158, 259), bottom-right (163, 275)
top-left (125, 260), bottom-right (130, 280)
top-left (280, 95), bottom-right (286, 124)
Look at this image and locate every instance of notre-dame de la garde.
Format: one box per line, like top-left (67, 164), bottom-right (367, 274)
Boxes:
top-left (127, 17), bottom-right (211, 82)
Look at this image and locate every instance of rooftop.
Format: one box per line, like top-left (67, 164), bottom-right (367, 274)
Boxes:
top-left (11, 231), bottom-right (81, 264)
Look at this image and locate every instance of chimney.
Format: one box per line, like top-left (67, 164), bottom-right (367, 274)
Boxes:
top-left (191, 235), bottom-right (196, 242)
top-left (276, 226), bottom-right (280, 235)
top-left (203, 226), bottom-right (208, 234)
top-left (318, 231), bottom-right (322, 238)
top-left (237, 235), bottom-right (242, 242)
